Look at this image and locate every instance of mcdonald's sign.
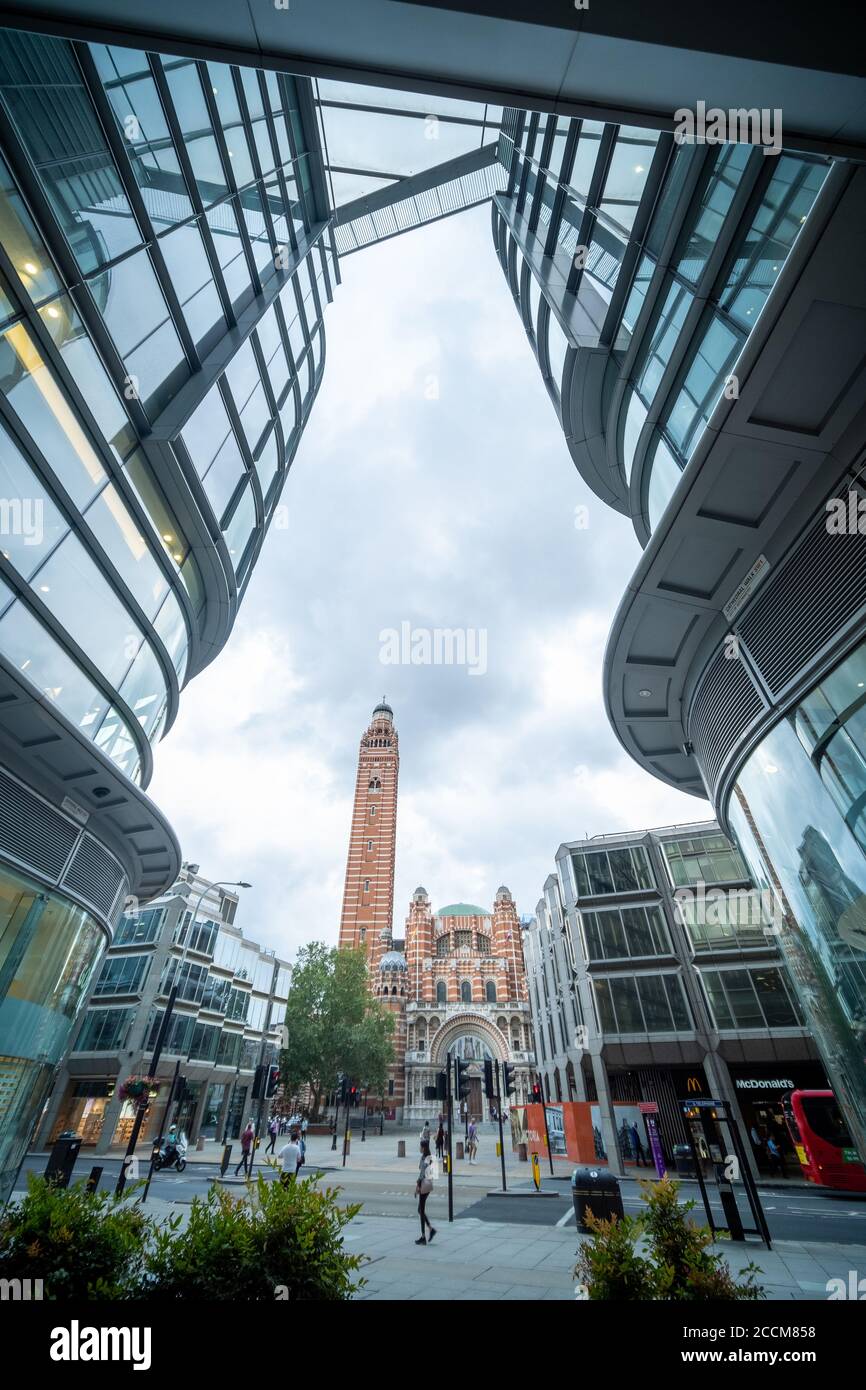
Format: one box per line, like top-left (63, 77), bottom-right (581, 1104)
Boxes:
top-left (686, 1076), bottom-right (703, 1094)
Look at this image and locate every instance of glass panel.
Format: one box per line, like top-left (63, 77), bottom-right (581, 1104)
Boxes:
top-left (634, 280), bottom-right (693, 405)
top-left (0, 418), bottom-right (67, 578)
top-left (591, 977), bottom-right (616, 1032)
top-left (83, 482), bottom-right (168, 618)
top-left (701, 970), bottom-right (735, 1029)
top-left (222, 480), bottom-right (257, 573)
top-left (721, 156), bottom-right (829, 331)
top-left (206, 199), bottom-right (252, 307)
top-left (89, 249), bottom-right (187, 412)
top-left (666, 313), bottom-right (743, 457)
top-left (636, 974), bottom-right (673, 1031)
top-left (609, 976), bottom-right (644, 1031)
top-left (159, 220), bottom-right (225, 348)
top-left (182, 380), bottom-right (232, 475)
top-left (608, 848), bottom-right (639, 893)
top-left (119, 637), bottom-right (167, 737)
top-left (0, 151), bottom-right (62, 303)
top-left (0, 321), bottom-right (107, 507)
top-left (599, 126), bottom-right (658, 234)
top-left (163, 59), bottom-right (228, 205)
top-left (0, 597), bottom-right (109, 732)
top-left (37, 296), bottom-right (136, 463)
top-left (253, 424), bottom-right (280, 497)
top-left (91, 44), bottom-right (193, 228)
top-left (664, 974), bottom-right (691, 1029)
top-left (32, 530), bottom-right (142, 685)
top-left (546, 311), bottom-right (570, 396)
top-left (621, 253), bottom-right (654, 336)
top-left (586, 852), bottom-right (615, 896)
top-left (0, 32), bottom-right (142, 272)
top-left (647, 437), bottom-right (682, 532)
top-left (677, 143), bottom-right (751, 284)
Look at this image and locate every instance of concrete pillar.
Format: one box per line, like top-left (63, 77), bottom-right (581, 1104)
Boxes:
top-left (189, 1080), bottom-right (210, 1142)
top-left (589, 1051), bottom-right (623, 1176)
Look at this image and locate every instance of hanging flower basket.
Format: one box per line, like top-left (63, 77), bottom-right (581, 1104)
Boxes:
top-left (118, 1075), bottom-right (159, 1106)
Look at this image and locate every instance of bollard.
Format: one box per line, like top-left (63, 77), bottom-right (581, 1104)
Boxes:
top-left (397, 1140), bottom-right (406, 1157)
top-left (220, 1143), bottom-right (232, 1177)
top-left (196, 1136), bottom-right (205, 1151)
top-left (518, 1142), bottom-right (528, 1162)
top-left (456, 1141), bottom-right (464, 1160)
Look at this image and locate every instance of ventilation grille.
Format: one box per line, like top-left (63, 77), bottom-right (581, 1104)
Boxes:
top-left (739, 495), bottom-right (866, 695)
top-left (0, 768), bottom-right (79, 878)
top-left (61, 834), bottom-right (126, 917)
top-left (689, 647), bottom-right (765, 796)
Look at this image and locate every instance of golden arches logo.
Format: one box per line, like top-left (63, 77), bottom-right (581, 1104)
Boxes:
top-left (686, 1076), bottom-right (702, 1094)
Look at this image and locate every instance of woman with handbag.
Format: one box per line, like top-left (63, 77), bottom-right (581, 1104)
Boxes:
top-left (415, 1140), bottom-right (436, 1245)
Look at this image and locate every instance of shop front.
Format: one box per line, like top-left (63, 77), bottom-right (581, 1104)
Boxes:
top-left (728, 1062), bottom-right (828, 1173)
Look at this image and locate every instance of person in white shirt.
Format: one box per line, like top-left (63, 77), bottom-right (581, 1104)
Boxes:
top-left (278, 1133), bottom-right (302, 1182)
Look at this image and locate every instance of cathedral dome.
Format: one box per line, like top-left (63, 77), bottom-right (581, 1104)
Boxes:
top-left (373, 699), bottom-right (393, 720)
top-left (437, 903), bottom-right (491, 918)
top-left (379, 950), bottom-right (407, 972)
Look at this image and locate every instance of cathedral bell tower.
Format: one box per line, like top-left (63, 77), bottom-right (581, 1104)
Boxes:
top-left (338, 701), bottom-right (399, 970)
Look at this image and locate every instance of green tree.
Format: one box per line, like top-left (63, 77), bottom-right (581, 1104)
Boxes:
top-left (280, 943), bottom-right (394, 1116)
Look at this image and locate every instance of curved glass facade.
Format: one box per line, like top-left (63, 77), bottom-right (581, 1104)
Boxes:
top-left (0, 29), bottom-right (333, 785)
top-left (727, 637), bottom-right (866, 1164)
top-left (0, 861), bottom-right (105, 1204)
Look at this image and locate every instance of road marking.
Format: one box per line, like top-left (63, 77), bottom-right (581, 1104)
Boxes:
top-left (556, 1206), bottom-right (575, 1227)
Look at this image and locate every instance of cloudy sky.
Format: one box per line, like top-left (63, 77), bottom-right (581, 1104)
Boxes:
top-left (148, 202), bottom-right (700, 959)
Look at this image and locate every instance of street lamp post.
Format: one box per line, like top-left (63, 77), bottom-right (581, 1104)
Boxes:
top-left (123, 876), bottom-right (251, 1200)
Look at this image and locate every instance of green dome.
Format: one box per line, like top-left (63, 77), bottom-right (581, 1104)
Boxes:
top-left (436, 903), bottom-right (491, 918)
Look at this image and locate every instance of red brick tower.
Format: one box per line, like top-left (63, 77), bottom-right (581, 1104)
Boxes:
top-left (338, 701), bottom-right (399, 967)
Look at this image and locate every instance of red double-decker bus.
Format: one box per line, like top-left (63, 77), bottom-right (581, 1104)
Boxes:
top-left (782, 1090), bottom-right (866, 1192)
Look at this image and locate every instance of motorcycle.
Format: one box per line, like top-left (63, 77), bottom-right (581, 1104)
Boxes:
top-left (154, 1136), bottom-right (188, 1172)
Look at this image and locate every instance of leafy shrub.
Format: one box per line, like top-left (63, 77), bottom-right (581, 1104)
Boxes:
top-left (141, 1172), bottom-right (365, 1301)
top-left (575, 1175), bottom-right (764, 1301)
top-left (0, 1174), bottom-right (155, 1299)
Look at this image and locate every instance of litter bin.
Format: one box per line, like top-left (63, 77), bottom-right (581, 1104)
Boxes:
top-left (518, 1142), bottom-right (528, 1162)
top-left (673, 1144), bottom-right (696, 1177)
top-left (571, 1167), bottom-right (623, 1232)
top-left (45, 1132), bottom-right (81, 1188)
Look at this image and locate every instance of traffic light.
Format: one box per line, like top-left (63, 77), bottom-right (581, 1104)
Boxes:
top-left (348, 1084), bottom-right (358, 1107)
top-left (266, 1065), bottom-right (280, 1098)
top-left (455, 1058), bottom-right (471, 1101)
top-left (436, 1071), bottom-right (447, 1102)
top-left (501, 1062), bottom-right (516, 1096)
top-left (530, 1080), bottom-right (543, 1105)
top-left (338, 1074), bottom-right (348, 1103)
top-left (252, 1064), bottom-right (266, 1100)
top-left (483, 1059), bottom-right (495, 1099)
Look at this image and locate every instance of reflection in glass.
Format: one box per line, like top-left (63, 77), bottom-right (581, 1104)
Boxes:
top-left (729, 675), bottom-right (866, 1162)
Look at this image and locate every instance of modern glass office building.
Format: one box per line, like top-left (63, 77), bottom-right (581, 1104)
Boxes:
top-left (0, 27), bottom-right (338, 1201)
top-left (494, 112), bottom-right (866, 1159)
top-left (526, 822), bottom-right (826, 1171)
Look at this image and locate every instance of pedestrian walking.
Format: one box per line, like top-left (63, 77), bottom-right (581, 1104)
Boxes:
top-left (301, 1116), bottom-right (308, 1141)
top-left (278, 1131), bottom-right (302, 1184)
top-left (419, 1119), bottom-right (431, 1150)
top-left (266, 1116), bottom-right (278, 1154)
top-left (235, 1120), bottom-right (255, 1176)
top-left (435, 1121), bottom-right (445, 1160)
top-left (766, 1134), bottom-right (784, 1177)
top-left (630, 1122), bottom-right (648, 1167)
top-left (467, 1119), bottom-right (478, 1163)
top-left (415, 1140), bottom-right (436, 1245)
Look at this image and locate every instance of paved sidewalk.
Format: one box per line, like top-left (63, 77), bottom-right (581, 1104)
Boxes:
top-left (345, 1211), bottom-right (866, 1301)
